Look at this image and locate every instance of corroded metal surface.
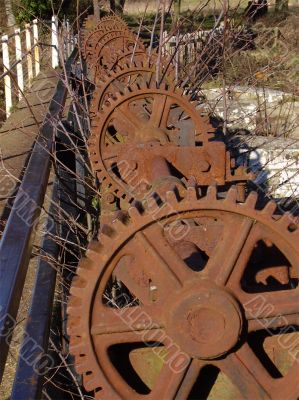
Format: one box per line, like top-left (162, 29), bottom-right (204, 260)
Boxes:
top-left (68, 187), bottom-right (299, 399)
top-left (88, 79), bottom-right (250, 205)
top-left (67, 15), bottom-right (299, 400)
top-left (82, 15), bottom-right (129, 62)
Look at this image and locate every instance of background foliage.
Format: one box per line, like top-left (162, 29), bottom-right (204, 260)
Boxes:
top-left (14, 0), bottom-right (92, 24)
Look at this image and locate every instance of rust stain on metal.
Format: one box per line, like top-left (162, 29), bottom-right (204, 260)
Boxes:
top-left (66, 15), bottom-right (299, 400)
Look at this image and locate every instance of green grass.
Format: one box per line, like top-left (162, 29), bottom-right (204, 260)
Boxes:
top-left (124, 8), bottom-right (225, 32)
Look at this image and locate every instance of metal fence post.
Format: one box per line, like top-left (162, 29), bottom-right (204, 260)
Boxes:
top-left (25, 23), bottom-right (33, 85)
top-left (52, 15), bottom-right (59, 68)
top-left (15, 28), bottom-right (24, 99)
top-left (33, 19), bottom-right (40, 76)
top-left (1, 34), bottom-right (13, 118)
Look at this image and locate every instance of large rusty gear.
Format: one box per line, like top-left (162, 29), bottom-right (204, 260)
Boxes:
top-left (90, 60), bottom-right (174, 117)
top-left (88, 80), bottom-right (217, 201)
top-left (67, 186), bottom-right (299, 399)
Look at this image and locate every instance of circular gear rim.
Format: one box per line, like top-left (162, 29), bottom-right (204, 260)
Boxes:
top-left (83, 15), bottom-right (129, 61)
top-left (90, 59), bottom-right (175, 117)
top-left (88, 80), bottom-right (215, 201)
top-left (67, 186), bottom-right (299, 399)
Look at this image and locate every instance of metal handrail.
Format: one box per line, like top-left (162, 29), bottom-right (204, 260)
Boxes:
top-left (0, 46), bottom-right (78, 384)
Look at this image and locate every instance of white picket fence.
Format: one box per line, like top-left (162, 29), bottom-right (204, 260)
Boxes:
top-left (1, 16), bottom-right (75, 119)
top-left (162, 25), bottom-right (278, 81)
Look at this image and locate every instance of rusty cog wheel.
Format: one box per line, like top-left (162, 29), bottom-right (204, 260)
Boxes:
top-left (90, 60), bottom-right (174, 117)
top-left (89, 32), bottom-right (145, 73)
top-left (88, 80), bottom-right (214, 201)
top-left (67, 186), bottom-right (299, 400)
top-left (83, 15), bottom-right (129, 61)
top-left (93, 49), bottom-right (174, 87)
top-left (93, 48), bottom-right (148, 81)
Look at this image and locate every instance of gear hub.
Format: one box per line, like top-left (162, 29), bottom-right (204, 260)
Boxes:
top-left (166, 282), bottom-right (243, 359)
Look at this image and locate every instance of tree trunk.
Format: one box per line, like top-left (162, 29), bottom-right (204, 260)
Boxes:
top-left (93, 0), bottom-right (100, 19)
top-left (119, 0), bottom-right (126, 14)
top-left (110, 0), bottom-right (116, 12)
top-left (5, 0), bottom-right (16, 28)
top-left (174, 0), bottom-right (181, 25)
top-left (275, 0), bottom-right (288, 11)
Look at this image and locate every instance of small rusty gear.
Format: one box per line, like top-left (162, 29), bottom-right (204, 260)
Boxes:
top-left (90, 60), bottom-right (174, 117)
top-left (67, 186), bottom-right (299, 399)
top-left (93, 49), bottom-right (175, 87)
top-left (93, 48), bottom-right (148, 81)
top-left (83, 15), bottom-right (129, 61)
top-left (88, 32), bottom-right (145, 80)
top-left (92, 31), bottom-right (143, 66)
top-left (88, 80), bottom-right (215, 201)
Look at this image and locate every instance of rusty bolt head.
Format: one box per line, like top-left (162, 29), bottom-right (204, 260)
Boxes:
top-left (103, 192), bottom-right (115, 204)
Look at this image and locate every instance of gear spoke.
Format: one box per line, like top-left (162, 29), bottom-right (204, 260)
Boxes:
top-left (243, 290), bottom-right (299, 331)
top-left (135, 224), bottom-right (195, 289)
top-left (160, 96), bottom-right (175, 129)
top-left (149, 94), bottom-right (167, 127)
top-left (174, 359), bottom-right (206, 399)
top-left (91, 305), bottom-right (164, 336)
top-left (248, 313), bottom-right (299, 332)
top-left (149, 356), bottom-right (195, 399)
top-left (205, 215), bottom-right (254, 285)
top-left (115, 104), bottom-right (142, 132)
top-left (113, 253), bottom-right (161, 305)
top-left (215, 344), bottom-right (272, 399)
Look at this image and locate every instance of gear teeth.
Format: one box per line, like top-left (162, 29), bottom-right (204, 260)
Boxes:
top-left (67, 319), bottom-right (82, 335)
top-left (149, 79), bottom-right (157, 89)
top-left (166, 190), bottom-right (178, 205)
top-left (69, 340), bottom-right (86, 356)
top-left (277, 212), bottom-right (297, 230)
top-left (69, 334), bottom-right (81, 348)
top-left (111, 217), bottom-right (127, 234)
top-left (100, 224), bottom-right (116, 238)
top-left (245, 191), bottom-right (258, 208)
top-left (168, 82), bottom-right (176, 91)
top-left (69, 340), bottom-right (82, 357)
top-left (70, 285), bottom-right (86, 297)
top-left (128, 206), bottom-right (142, 221)
top-left (86, 241), bottom-right (103, 261)
top-left (67, 303), bottom-right (83, 316)
top-left (186, 186), bottom-right (198, 201)
top-left (67, 296), bottom-right (82, 309)
top-left (76, 360), bottom-right (88, 375)
top-left (84, 374), bottom-right (99, 392)
top-left (224, 186), bottom-right (237, 203)
top-left (144, 195), bottom-right (160, 213)
top-left (262, 200), bottom-right (277, 216)
top-left (175, 86), bottom-right (184, 96)
top-left (71, 275), bottom-right (87, 288)
top-left (206, 185), bottom-right (217, 201)
top-left (77, 262), bottom-right (93, 276)
top-left (88, 73), bottom-right (215, 205)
